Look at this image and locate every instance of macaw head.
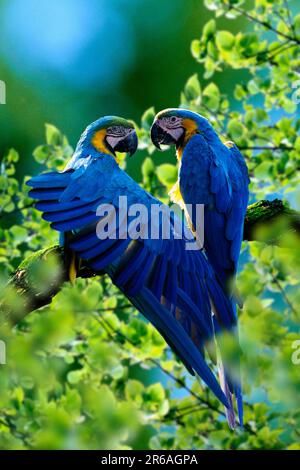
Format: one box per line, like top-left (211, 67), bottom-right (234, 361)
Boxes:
top-left (151, 108), bottom-right (218, 151)
top-left (78, 116), bottom-right (138, 158)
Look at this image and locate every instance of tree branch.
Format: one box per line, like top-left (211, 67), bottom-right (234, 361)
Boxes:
top-left (1, 199), bottom-right (299, 324)
top-left (243, 199), bottom-right (300, 242)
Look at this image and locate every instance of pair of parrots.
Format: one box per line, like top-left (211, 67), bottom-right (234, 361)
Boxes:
top-left (27, 109), bottom-right (249, 429)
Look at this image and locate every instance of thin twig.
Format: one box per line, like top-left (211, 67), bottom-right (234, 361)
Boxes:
top-left (229, 4), bottom-right (300, 45)
top-left (239, 145), bottom-right (293, 151)
top-left (283, 0), bottom-right (296, 37)
top-left (272, 277), bottom-right (299, 319)
top-left (0, 203), bottom-right (34, 221)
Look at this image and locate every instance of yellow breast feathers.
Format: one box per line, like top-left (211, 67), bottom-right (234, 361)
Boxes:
top-left (169, 181), bottom-right (185, 210)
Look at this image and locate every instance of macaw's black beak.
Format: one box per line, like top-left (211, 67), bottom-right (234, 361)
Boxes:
top-left (114, 130), bottom-right (138, 157)
top-left (150, 121), bottom-right (177, 150)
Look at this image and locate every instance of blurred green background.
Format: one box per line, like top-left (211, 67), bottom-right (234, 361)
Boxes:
top-left (0, 0), bottom-right (245, 178)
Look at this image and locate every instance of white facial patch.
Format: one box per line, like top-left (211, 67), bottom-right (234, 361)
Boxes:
top-left (106, 135), bottom-right (122, 148)
top-left (167, 127), bottom-right (185, 141)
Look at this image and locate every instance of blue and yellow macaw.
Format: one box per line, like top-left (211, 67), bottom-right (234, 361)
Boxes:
top-left (27, 116), bottom-right (238, 412)
top-left (151, 109), bottom-right (250, 427)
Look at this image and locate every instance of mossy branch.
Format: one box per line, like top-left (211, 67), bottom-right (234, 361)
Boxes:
top-left (243, 199), bottom-right (300, 242)
top-left (1, 199), bottom-right (299, 325)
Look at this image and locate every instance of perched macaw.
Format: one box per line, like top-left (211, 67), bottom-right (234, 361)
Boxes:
top-left (151, 109), bottom-right (250, 427)
top-left (27, 116), bottom-right (238, 412)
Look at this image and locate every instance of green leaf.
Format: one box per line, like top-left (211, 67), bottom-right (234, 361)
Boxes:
top-left (248, 79), bottom-right (260, 95)
top-left (125, 380), bottom-right (144, 405)
top-left (204, 0), bottom-right (220, 11)
top-left (141, 107), bottom-right (156, 131)
top-left (10, 226), bottom-right (28, 243)
top-left (203, 82), bottom-right (220, 111)
top-left (216, 31), bottom-right (235, 51)
top-left (146, 383), bottom-right (165, 404)
top-left (287, 443), bottom-right (300, 450)
top-left (184, 74), bottom-right (201, 101)
top-left (85, 281), bottom-right (103, 306)
top-left (45, 123), bottom-right (62, 146)
top-left (294, 136), bottom-right (300, 151)
top-left (203, 19), bottom-right (216, 39)
top-left (254, 161), bottom-right (273, 179)
top-left (7, 149), bottom-right (19, 163)
top-left (236, 33), bottom-right (259, 56)
top-left (191, 39), bottom-right (201, 59)
top-left (156, 164), bottom-right (178, 188)
top-left (33, 145), bottom-right (50, 164)
top-left (142, 157), bottom-right (155, 179)
top-left (228, 119), bottom-right (244, 139)
top-left (294, 14), bottom-right (300, 36)
top-left (67, 369), bottom-right (85, 385)
top-left (234, 84), bottom-right (247, 100)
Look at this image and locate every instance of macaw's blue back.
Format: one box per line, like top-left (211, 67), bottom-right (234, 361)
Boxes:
top-left (178, 114), bottom-right (250, 428)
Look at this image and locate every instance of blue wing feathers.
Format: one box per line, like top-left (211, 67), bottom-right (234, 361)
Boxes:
top-left (26, 171), bottom-right (73, 188)
top-left (42, 202), bottom-right (100, 223)
top-left (163, 261), bottom-right (177, 308)
top-left (114, 244), bottom-right (148, 288)
top-left (126, 250), bottom-right (156, 296)
top-left (26, 155), bottom-right (238, 408)
top-left (76, 236), bottom-right (118, 260)
top-left (131, 287), bottom-right (228, 408)
top-left (148, 255), bottom-right (168, 301)
top-left (51, 212), bottom-right (99, 231)
top-left (29, 188), bottom-right (64, 200)
top-left (90, 238), bottom-right (131, 271)
top-left (69, 231), bottom-right (100, 251)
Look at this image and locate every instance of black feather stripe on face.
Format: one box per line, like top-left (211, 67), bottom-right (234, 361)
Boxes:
top-left (106, 125), bottom-right (127, 137)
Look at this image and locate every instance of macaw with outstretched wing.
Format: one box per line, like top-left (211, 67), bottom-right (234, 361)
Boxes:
top-left (27, 116), bottom-right (239, 413)
top-left (151, 109), bottom-right (250, 428)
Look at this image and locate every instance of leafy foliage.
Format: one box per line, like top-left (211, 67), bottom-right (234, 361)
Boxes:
top-left (0, 0), bottom-right (299, 450)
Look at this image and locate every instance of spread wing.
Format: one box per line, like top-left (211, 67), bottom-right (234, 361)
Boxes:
top-left (27, 154), bottom-right (237, 407)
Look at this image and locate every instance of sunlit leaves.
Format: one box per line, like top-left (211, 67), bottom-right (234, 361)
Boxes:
top-left (216, 30), bottom-right (235, 51)
top-left (156, 164), bottom-right (178, 190)
top-left (184, 74), bottom-right (201, 101)
top-left (135, 107), bottom-right (156, 154)
top-left (203, 83), bottom-right (220, 112)
top-left (227, 118), bottom-right (245, 140)
top-left (33, 124), bottom-right (73, 170)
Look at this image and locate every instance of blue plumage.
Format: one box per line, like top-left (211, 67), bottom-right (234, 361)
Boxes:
top-left (179, 133), bottom-right (249, 289)
top-left (27, 115), bottom-right (240, 411)
top-left (179, 121), bottom-right (249, 428)
top-left (151, 109), bottom-right (250, 428)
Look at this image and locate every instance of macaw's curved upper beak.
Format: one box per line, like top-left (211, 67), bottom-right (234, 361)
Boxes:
top-left (150, 121), bottom-right (178, 150)
top-left (114, 130), bottom-right (138, 157)
top-left (150, 121), bottom-right (164, 150)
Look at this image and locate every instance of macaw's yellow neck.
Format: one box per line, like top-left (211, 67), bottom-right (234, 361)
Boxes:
top-left (176, 118), bottom-right (199, 160)
top-left (169, 181), bottom-right (185, 210)
top-left (91, 129), bottom-right (114, 156)
top-left (168, 181), bottom-right (197, 238)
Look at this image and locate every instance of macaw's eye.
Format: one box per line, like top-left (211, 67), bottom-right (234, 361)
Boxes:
top-left (170, 116), bottom-right (177, 123)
